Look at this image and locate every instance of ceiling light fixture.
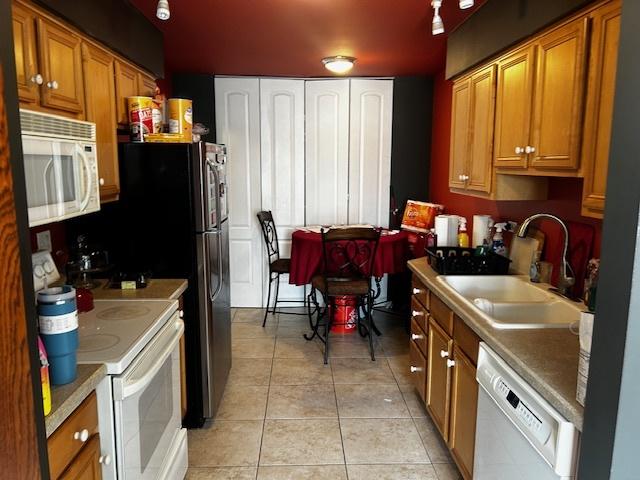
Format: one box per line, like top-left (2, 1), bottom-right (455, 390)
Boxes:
top-left (431, 1), bottom-right (444, 35)
top-left (156, 0), bottom-right (170, 20)
top-left (322, 56), bottom-right (356, 75)
top-left (459, 0), bottom-right (474, 9)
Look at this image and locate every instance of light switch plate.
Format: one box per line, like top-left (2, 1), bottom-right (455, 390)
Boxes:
top-left (36, 230), bottom-right (52, 252)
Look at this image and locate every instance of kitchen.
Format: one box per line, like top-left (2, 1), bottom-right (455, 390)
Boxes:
top-left (0, 0), bottom-right (638, 479)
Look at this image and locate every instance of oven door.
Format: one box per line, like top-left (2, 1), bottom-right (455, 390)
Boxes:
top-left (112, 313), bottom-right (184, 480)
top-left (21, 134), bottom-right (95, 226)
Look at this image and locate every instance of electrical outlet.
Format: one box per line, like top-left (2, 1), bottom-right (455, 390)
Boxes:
top-left (36, 230), bottom-right (52, 252)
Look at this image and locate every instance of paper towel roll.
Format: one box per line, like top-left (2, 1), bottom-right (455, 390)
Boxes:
top-left (435, 215), bottom-right (459, 247)
top-left (473, 215), bottom-right (493, 247)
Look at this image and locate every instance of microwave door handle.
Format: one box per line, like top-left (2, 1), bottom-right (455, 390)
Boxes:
top-left (76, 144), bottom-right (93, 210)
top-left (120, 319), bottom-right (184, 399)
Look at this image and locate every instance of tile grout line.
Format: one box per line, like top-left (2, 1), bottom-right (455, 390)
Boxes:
top-left (330, 351), bottom-right (350, 480)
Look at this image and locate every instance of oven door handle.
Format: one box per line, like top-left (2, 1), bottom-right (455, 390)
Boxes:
top-left (115, 317), bottom-right (184, 400)
top-left (76, 144), bottom-right (93, 211)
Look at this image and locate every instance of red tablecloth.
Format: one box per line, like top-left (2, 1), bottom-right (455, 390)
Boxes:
top-left (289, 230), bottom-right (410, 286)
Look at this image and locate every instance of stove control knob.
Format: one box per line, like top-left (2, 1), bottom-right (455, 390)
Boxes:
top-left (34, 264), bottom-right (45, 278)
top-left (179, 310), bottom-right (184, 319)
top-left (43, 260), bottom-right (55, 274)
top-left (73, 429), bottom-right (89, 442)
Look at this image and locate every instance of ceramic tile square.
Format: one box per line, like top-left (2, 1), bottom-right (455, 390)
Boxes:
top-left (270, 357), bottom-right (333, 385)
top-left (380, 337), bottom-right (410, 356)
top-left (347, 464), bottom-right (438, 480)
top-left (266, 384), bottom-right (337, 419)
top-left (234, 308), bottom-right (270, 323)
top-left (188, 420), bottom-right (263, 467)
top-left (227, 358), bottom-right (273, 386)
top-left (335, 383), bottom-right (410, 418)
top-left (387, 355), bottom-right (413, 385)
top-left (186, 467), bottom-right (258, 479)
top-left (326, 337), bottom-right (375, 358)
top-left (259, 419), bottom-right (344, 466)
top-left (413, 417), bottom-right (453, 464)
top-left (331, 358), bottom-right (395, 385)
top-left (274, 336), bottom-right (323, 359)
top-left (257, 465), bottom-right (347, 479)
top-left (232, 322), bottom-right (277, 339)
top-left (275, 322), bottom-right (311, 338)
top-left (232, 337), bottom-right (275, 359)
top-left (216, 385), bottom-right (269, 420)
top-left (399, 384), bottom-right (428, 418)
top-left (340, 418), bottom-right (429, 464)
top-left (433, 462), bottom-right (463, 480)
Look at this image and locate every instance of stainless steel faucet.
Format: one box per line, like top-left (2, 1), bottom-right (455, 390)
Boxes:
top-left (516, 213), bottom-right (575, 296)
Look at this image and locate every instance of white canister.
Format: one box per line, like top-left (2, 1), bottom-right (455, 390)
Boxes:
top-left (435, 215), bottom-right (460, 247)
top-left (472, 215), bottom-right (494, 247)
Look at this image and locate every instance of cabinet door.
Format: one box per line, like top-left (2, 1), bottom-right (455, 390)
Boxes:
top-left (530, 18), bottom-right (588, 170)
top-left (12, 3), bottom-right (39, 104)
top-left (37, 18), bottom-right (84, 113)
top-left (409, 339), bottom-right (427, 402)
top-left (494, 45), bottom-right (535, 169)
top-left (137, 72), bottom-right (157, 97)
top-left (466, 65), bottom-right (496, 194)
top-left (114, 60), bottom-right (138, 125)
top-left (582, 1), bottom-right (621, 218)
top-left (82, 43), bottom-right (119, 202)
top-left (426, 317), bottom-right (453, 441)
top-left (348, 79), bottom-right (393, 227)
top-left (449, 77), bottom-right (471, 190)
top-left (305, 80), bottom-right (350, 225)
top-left (259, 79), bottom-right (306, 302)
top-left (449, 345), bottom-right (478, 480)
top-left (59, 434), bottom-right (102, 480)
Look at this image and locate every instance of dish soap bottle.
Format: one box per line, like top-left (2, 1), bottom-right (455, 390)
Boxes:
top-left (458, 217), bottom-right (469, 248)
top-left (38, 336), bottom-right (52, 416)
top-left (491, 222), bottom-right (508, 256)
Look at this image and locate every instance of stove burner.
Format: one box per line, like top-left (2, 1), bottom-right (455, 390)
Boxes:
top-left (78, 333), bottom-right (120, 352)
top-left (96, 305), bottom-right (152, 321)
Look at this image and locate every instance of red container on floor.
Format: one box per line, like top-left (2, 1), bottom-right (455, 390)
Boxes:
top-left (330, 296), bottom-right (357, 334)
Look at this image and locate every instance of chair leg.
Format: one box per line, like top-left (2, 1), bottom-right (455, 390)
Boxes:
top-left (324, 298), bottom-right (333, 365)
top-left (273, 273), bottom-right (281, 316)
top-left (367, 294), bottom-right (376, 361)
top-left (262, 273), bottom-right (273, 327)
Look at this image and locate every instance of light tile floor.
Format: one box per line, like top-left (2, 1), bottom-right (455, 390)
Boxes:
top-left (187, 308), bottom-right (462, 480)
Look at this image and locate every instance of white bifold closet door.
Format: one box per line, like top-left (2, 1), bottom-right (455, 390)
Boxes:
top-left (305, 80), bottom-right (350, 226)
top-left (348, 79), bottom-right (393, 228)
top-left (215, 77), bottom-right (263, 307)
top-left (259, 79), bottom-right (306, 303)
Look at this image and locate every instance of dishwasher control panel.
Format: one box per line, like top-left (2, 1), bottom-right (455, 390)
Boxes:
top-left (496, 379), bottom-right (544, 435)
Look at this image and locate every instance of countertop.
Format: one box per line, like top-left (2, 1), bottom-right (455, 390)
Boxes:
top-left (408, 257), bottom-right (585, 431)
top-left (45, 363), bottom-right (107, 437)
top-left (90, 278), bottom-right (188, 301)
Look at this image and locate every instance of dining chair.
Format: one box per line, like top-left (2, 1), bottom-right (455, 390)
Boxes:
top-left (257, 211), bottom-right (293, 327)
top-left (305, 227), bottom-right (381, 364)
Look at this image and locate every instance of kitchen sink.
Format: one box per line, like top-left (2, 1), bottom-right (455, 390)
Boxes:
top-left (436, 275), bottom-right (584, 329)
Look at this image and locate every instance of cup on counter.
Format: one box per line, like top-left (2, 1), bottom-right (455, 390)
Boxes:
top-left (37, 286), bottom-right (79, 385)
top-left (76, 287), bottom-right (94, 313)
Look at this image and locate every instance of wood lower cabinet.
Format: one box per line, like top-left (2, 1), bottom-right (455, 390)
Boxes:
top-left (449, 345), bottom-right (479, 480)
top-left (409, 339), bottom-right (427, 402)
top-left (581, 0), bottom-right (621, 218)
top-left (81, 43), bottom-right (119, 202)
top-left (59, 434), bottom-right (102, 480)
top-left (426, 317), bottom-right (453, 441)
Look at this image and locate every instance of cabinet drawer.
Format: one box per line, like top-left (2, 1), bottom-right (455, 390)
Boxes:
top-left (411, 317), bottom-right (428, 357)
top-left (454, 315), bottom-right (481, 365)
top-left (409, 340), bottom-right (427, 402)
top-left (48, 391), bottom-right (99, 480)
top-left (411, 276), bottom-right (429, 309)
top-left (430, 293), bottom-right (454, 336)
top-left (410, 297), bottom-right (428, 332)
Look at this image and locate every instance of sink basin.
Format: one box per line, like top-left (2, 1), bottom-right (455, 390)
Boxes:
top-left (436, 275), bottom-right (584, 329)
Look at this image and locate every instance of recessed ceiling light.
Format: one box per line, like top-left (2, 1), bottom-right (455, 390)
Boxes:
top-left (322, 56), bottom-right (356, 75)
top-left (156, 0), bottom-right (170, 20)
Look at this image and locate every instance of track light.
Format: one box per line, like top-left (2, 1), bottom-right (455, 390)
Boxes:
top-left (459, 0), bottom-right (474, 8)
top-left (431, 1), bottom-right (444, 35)
top-left (156, 0), bottom-right (170, 20)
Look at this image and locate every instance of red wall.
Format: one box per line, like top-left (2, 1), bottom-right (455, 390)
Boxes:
top-left (428, 71), bottom-right (602, 288)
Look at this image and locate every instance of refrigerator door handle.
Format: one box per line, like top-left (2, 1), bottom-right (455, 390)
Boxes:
top-left (205, 231), bottom-right (223, 302)
top-left (206, 159), bottom-right (222, 231)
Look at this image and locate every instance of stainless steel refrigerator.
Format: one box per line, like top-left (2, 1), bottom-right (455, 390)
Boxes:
top-left (110, 141), bottom-right (231, 427)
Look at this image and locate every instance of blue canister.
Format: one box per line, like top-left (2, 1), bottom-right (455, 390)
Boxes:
top-left (37, 286), bottom-right (79, 385)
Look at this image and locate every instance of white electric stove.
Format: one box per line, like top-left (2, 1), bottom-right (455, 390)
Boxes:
top-left (77, 299), bottom-right (188, 480)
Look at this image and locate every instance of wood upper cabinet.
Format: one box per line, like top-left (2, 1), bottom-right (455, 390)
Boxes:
top-left (138, 72), bottom-right (157, 97)
top-left (114, 60), bottom-right (138, 125)
top-left (59, 434), bottom-right (102, 480)
top-left (82, 43), bottom-right (119, 202)
top-left (582, 1), bottom-right (621, 218)
top-left (529, 17), bottom-right (588, 171)
top-left (494, 45), bottom-right (536, 169)
top-left (12, 2), bottom-right (39, 104)
top-left (37, 17), bottom-right (85, 113)
top-left (448, 345), bottom-right (478, 480)
top-left (449, 77), bottom-right (471, 190)
top-left (426, 317), bottom-right (453, 441)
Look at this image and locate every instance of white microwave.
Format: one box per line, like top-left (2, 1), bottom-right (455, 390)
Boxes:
top-left (20, 109), bottom-right (100, 227)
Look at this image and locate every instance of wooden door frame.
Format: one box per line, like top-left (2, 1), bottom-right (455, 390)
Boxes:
top-left (0, 0), bottom-right (50, 476)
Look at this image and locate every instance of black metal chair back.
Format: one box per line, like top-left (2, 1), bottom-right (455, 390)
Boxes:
top-left (320, 227), bottom-right (381, 282)
top-left (257, 211), bottom-right (280, 262)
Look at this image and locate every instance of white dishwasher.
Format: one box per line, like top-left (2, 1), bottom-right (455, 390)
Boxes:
top-left (474, 343), bottom-right (579, 480)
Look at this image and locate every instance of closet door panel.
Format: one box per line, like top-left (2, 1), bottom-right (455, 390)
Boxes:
top-left (348, 79), bottom-right (393, 228)
top-left (305, 80), bottom-right (350, 226)
top-left (215, 77), bottom-right (263, 307)
top-left (260, 79), bottom-right (305, 301)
